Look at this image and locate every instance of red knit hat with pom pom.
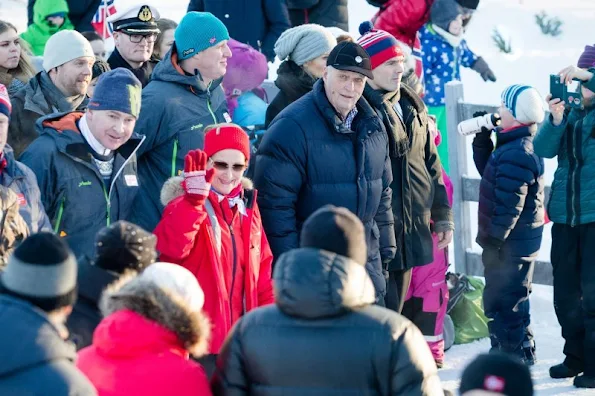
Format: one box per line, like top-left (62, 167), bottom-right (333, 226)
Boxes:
top-left (204, 123), bottom-right (251, 161)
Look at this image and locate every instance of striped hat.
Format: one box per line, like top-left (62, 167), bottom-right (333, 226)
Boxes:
top-left (357, 21), bottom-right (404, 70)
top-left (501, 85), bottom-right (545, 125)
top-left (0, 84), bottom-right (11, 119)
top-left (0, 233), bottom-right (77, 312)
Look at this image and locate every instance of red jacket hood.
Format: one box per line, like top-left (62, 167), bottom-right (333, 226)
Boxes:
top-left (92, 310), bottom-right (187, 358)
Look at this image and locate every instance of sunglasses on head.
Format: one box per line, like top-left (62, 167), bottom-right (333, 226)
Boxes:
top-left (211, 161), bottom-right (246, 172)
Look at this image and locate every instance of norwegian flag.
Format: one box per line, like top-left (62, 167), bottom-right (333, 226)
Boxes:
top-left (92, 0), bottom-right (117, 39)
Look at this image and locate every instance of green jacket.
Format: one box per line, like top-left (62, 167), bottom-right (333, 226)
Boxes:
top-left (20, 0), bottom-right (74, 56)
top-left (533, 72), bottom-right (595, 226)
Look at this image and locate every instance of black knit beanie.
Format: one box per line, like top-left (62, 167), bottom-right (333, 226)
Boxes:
top-left (456, 0), bottom-right (479, 10)
top-left (431, 0), bottom-right (464, 32)
top-left (459, 353), bottom-right (534, 396)
top-left (94, 221), bottom-right (157, 274)
top-left (300, 205), bottom-right (367, 265)
top-left (0, 232), bottom-right (77, 312)
top-left (92, 57), bottom-right (111, 81)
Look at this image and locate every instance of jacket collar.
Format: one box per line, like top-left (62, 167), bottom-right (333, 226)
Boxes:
top-left (23, 72), bottom-right (88, 116)
top-left (496, 124), bottom-right (536, 145)
top-left (275, 60), bottom-right (317, 103)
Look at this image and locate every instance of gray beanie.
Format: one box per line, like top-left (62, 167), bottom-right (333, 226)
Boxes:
top-left (0, 233), bottom-right (77, 312)
top-left (274, 24), bottom-right (337, 66)
top-left (430, 0), bottom-right (463, 32)
top-left (43, 30), bottom-right (95, 72)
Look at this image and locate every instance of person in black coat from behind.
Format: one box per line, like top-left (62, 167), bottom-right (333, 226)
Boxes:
top-left (28, 0), bottom-right (102, 32)
top-left (212, 206), bottom-right (443, 396)
top-left (187, 0), bottom-right (291, 62)
top-left (265, 23), bottom-right (337, 127)
top-left (66, 221), bottom-right (157, 350)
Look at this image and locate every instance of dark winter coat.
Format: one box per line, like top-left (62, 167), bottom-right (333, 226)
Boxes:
top-left (77, 272), bottom-right (212, 396)
top-left (0, 295), bottom-right (97, 396)
top-left (286, 0), bottom-right (349, 32)
top-left (20, 112), bottom-right (144, 259)
top-left (363, 84), bottom-right (453, 270)
top-left (265, 60), bottom-right (316, 127)
top-left (129, 47), bottom-right (229, 232)
top-left (533, 72), bottom-right (595, 226)
top-left (28, 0), bottom-right (102, 32)
top-left (253, 79), bottom-right (396, 302)
top-left (1, 145), bottom-right (51, 233)
top-left (187, 0), bottom-right (291, 62)
top-left (8, 72), bottom-right (89, 158)
top-left (473, 125), bottom-right (545, 258)
top-left (211, 248), bottom-right (443, 396)
top-left (66, 256), bottom-right (118, 350)
top-left (107, 49), bottom-right (157, 88)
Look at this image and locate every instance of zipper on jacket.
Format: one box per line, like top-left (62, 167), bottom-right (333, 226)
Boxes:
top-left (171, 139), bottom-right (179, 178)
top-left (53, 196), bottom-right (65, 233)
top-left (102, 185), bottom-right (111, 227)
top-left (228, 223), bottom-right (238, 315)
top-left (206, 84), bottom-right (218, 124)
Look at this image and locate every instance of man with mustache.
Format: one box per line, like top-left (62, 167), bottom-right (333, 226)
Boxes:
top-left (8, 30), bottom-right (94, 157)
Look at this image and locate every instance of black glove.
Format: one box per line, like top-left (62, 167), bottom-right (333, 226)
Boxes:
top-left (471, 57), bottom-right (497, 82)
top-left (472, 111), bottom-right (492, 141)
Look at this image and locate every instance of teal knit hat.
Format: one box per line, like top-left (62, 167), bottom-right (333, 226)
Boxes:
top-left (175, 12), bottom-right (230, 60)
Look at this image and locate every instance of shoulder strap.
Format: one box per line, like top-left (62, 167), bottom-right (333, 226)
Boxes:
top-left (204, 200), bottom-right (221, 258)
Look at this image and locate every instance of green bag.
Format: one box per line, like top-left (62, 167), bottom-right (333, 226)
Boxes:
top-left (448, 275), bottom-right (489, 345)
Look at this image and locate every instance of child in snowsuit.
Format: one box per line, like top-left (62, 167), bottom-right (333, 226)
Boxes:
top-left (20, 0), bottom-right (74, 56)
top-left (402, 115), bottom-right (453, 368)
top-left (472, 85), bottom-right (545, 365)
top-left (419, 0), bottom-right (495, 174)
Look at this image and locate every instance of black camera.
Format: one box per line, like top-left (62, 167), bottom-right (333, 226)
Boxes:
top-left (550, 74), bottom-right (583, 108)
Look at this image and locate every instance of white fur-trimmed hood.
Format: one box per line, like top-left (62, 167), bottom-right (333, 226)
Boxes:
top-left (160, 176), bottom-right (254, 206)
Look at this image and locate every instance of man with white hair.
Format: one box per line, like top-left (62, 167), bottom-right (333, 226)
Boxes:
top-left (254, 41), bottom-right (396, 304)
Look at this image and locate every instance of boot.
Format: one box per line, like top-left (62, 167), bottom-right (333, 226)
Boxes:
top-left (550, 363), bottom-right (582, 379)
top-left (522, 339), bottom-right (536, 366)
top-left (574, 374), bottom-right (595, 388)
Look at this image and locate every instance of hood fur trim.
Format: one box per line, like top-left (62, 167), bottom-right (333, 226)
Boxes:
top-left (100, 271), bottom-right (210, 357)
top-left (160, 176), bottom-right (254, 206)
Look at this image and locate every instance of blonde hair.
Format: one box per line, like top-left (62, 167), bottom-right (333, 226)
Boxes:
top-left (0, 20), bottom-right (36, 87)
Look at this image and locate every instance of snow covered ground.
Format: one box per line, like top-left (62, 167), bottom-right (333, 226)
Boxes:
top-left (2, 0), bottom-right (595, 393)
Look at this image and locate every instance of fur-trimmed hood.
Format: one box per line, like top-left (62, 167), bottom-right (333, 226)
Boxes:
top-left (99, 271), bottom-right (210, 357)
top-left (160, 176), bottom-right (254, 207)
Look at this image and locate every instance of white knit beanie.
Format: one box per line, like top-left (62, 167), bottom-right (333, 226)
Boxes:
top-left (43, 30), bottom-right (95, 72)
top-left (141, 262), bottom-right (205, 312)
top-left (274, 24), bottom-right (337, 66)
top-left (501, 85), bottom-right (545, 125)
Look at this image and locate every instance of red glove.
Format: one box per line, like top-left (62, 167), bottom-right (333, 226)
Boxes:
top-left (181, 149), bottom-right (215, 205)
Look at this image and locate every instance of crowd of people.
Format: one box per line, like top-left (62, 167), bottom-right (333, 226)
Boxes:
top-left (0, 0), bottom-right (594, 394)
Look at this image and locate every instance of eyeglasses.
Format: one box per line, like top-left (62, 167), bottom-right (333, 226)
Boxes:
top-left (126, 33), bottom-right (157, 44)
top-left (211, 161), bottom-right (246, 172)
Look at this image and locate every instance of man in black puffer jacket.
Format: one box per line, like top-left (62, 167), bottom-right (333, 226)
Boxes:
top-left (212, 206), bottom-right (443, 396)
top-left (472, 84), bottom-right (545, 366)
top-left (254, 42), bottom-right (396, 304)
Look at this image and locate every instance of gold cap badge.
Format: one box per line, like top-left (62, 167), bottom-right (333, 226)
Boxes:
top-left (138, 6), bottom-right (153, 22)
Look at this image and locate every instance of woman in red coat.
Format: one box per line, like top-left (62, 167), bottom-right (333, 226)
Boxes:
top-left (154, 123), bottom-right (274, 358)
top-left (77, 262), bottom-right (212, 396)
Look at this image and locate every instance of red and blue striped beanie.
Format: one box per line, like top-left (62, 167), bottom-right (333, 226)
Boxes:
top-left (357, 22), bottom-right (404, 70)
top-left (0, 84), bottom-right (11, 120)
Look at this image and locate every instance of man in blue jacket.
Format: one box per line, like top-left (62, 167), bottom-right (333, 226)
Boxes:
top-left (0, 84), bottom-right (50, 234)
top-left (472, 84), bottom-right (545, 366)
top-left (20, 69), bottom-right (145, 259)
top-left (187, 0), bottom-right (291, 62)
top-left (129, 12), bottom-right (232, 232)
top-left (254, 41), bottom-right (396, 304)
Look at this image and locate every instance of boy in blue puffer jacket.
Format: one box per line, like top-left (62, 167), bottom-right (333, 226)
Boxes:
top-left (472, 85), bottom-right (545, 366)
top-left (420, 0), bottom-right (495, 174)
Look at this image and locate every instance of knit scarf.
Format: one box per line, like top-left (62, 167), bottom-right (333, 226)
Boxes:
top-left (38, 71), bottom-right (87, 113)
top-left (432, 24), bottom-right (463, 48)
top-left (213, 183), bottom-right (246, 216)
